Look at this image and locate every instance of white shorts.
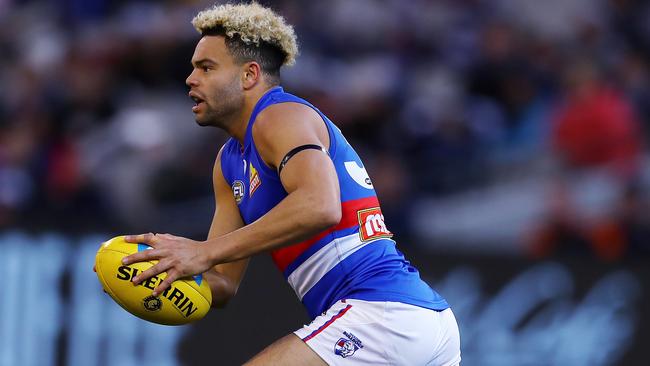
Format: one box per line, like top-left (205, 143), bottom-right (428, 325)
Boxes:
top-left (294, 299), bottom-right (461, 366)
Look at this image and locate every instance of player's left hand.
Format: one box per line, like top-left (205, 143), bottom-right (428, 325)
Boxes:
top-left (122, 233), bottom-right (212, 296)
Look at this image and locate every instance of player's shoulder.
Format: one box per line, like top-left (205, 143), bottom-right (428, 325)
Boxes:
top-left (253, 102), bottom-right (323, 143)
top-left (256, 101), bottom-right (320, 129)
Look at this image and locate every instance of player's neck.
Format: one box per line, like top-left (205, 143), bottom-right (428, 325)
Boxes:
top-left (229, 84), bottom-right (278, 146)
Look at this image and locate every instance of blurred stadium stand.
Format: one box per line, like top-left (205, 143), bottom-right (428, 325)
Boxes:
top-left (1, 0), bottom-right (649, 365)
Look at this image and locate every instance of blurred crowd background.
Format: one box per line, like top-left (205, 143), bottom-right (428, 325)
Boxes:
top-left (2, 0), bottom-right (650, 256)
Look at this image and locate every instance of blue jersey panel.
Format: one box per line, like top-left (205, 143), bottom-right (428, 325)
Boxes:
top-left (219, 87), bottom-right (450, 318)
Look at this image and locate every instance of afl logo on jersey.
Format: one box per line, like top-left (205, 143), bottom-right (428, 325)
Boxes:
top-left (344, 161), bottom-right (373, 189)
top-left (232, 180), bottom-right (245, 204)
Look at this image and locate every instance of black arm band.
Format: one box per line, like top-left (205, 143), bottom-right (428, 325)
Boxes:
top-left (278, 144), bottom-right (328, 175)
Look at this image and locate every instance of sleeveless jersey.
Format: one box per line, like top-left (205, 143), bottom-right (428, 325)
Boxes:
top-left (220, 87), bottom-right (449, 319)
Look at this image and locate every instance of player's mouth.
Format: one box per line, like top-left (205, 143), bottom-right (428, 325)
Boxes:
top-left (189, 92), bottom-right (206, 113)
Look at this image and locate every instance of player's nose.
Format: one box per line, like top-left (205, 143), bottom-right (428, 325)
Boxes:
top-left (186, 70), bottom-right (199, 87)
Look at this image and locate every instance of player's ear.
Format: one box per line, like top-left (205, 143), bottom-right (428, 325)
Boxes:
top-left (242, 61), bottom-right (261, 90)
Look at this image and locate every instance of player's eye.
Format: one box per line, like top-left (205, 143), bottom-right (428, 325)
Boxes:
top-left (202, 66), bottom-right (211, 72)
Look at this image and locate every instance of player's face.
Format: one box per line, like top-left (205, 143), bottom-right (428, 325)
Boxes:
top-left (186, 36), bottom-right (245, 127)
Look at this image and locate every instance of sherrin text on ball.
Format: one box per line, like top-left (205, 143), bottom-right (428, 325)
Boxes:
top-left (95, 236), bottom-right (212, 325)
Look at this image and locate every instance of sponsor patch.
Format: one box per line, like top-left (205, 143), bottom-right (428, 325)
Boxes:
top-left (357, 207), bottom-right (392, 241)
top-left (344, 161), bottom-right (373, 189)
top-left (249, 163), bottom-right (261, 197)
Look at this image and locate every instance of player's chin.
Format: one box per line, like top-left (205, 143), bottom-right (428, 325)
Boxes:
top-left (194, 117), bottom-right (210, 126)
top-left (193, 114), bottom-right (213, 127)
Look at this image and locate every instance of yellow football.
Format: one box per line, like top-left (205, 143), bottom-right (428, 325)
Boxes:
top-left (95, 236), bottom-right (212, 325)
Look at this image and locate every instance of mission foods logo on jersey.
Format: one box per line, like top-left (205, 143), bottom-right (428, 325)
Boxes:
top-left (357, 207), bottom-right (392, 241)
top-left (249, 163), bottom-right (261, 197)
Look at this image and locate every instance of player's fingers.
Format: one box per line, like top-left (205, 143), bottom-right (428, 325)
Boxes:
top-left (121, 248), bottom-right (160, 265)
top-left (132, 261), bottom-right (170, 285)
top-left (152, 271), bottom-right (178, 297)
top-left (124, 233), bottom-right (158, 246)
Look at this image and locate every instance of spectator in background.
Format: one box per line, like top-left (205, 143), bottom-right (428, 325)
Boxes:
top-left (467, 21), bottom-right (556, 167)
top-left (530, 57), bottom-right (647, 261)
top-left (551, 58), bottom-right (643, 179)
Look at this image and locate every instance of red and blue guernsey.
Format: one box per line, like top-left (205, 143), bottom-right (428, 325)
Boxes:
top-left (220, 87), bottom-right (449, 319)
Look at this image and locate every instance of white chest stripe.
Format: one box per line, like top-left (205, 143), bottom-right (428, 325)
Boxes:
top-left (287, 233), bottom-right (379, 300)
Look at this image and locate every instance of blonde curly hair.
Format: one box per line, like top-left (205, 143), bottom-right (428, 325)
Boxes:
top-left (192, 2), bottom-right (299, 67)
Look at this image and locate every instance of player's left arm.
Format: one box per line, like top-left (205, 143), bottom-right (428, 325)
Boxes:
top-left (122, 102), bottom-right (341, 295)
top-left (209, 102), bottom-right (341, 258)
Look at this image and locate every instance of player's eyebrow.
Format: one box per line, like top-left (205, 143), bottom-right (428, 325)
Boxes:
top-left (191, 58), bottom-right (218, 68)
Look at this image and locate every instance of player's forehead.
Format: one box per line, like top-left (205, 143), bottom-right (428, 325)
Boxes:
top-left (191, 35), bottom-right (231, 65)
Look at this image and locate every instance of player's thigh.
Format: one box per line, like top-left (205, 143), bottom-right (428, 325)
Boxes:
top-left (244, 334), bottom-right (327, 366)
top-left (294, 299), bottom-right (460, 365)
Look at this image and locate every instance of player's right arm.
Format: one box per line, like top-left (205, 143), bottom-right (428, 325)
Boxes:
top-left (202, 146), bottom-right (249, 308)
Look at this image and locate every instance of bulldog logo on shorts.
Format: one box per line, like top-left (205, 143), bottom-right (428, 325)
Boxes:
top-left (334, 338), bottom-right (358, 358)
top-left (334, 331), bottom-right (364, 358)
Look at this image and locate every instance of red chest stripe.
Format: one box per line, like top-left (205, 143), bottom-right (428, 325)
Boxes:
top-left (270, 196), bottom-right (380, 272)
